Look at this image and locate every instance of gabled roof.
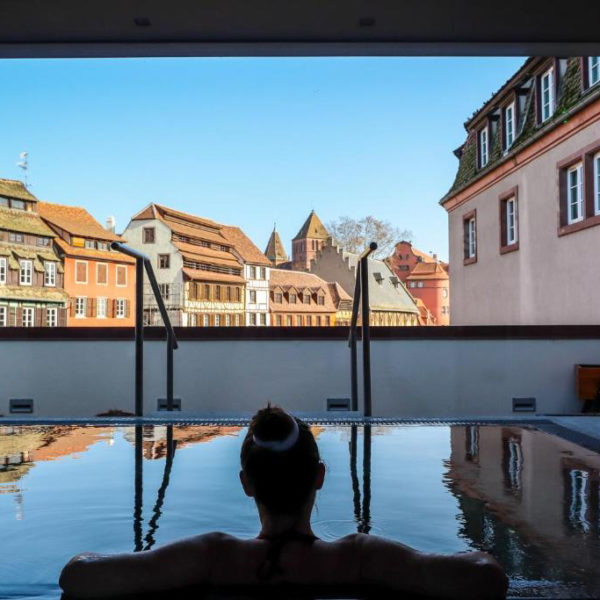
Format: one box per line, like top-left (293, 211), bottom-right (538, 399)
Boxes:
top-left (53, 237), bottom-right (135, 264)
top-left (264, 227), bottom-right (288, 264)
top-left (0, 178), bottom-right (38, 202)
top-left (0, 206), bottom-right (55, 237)
top-left (406, 261), bottom-right (449, 281)
top-left (293, 210), bottom-right (329, 241)
top-left (270, 268), bottom-right (337, 312)
top-left (220, 225), bottom-right (271, 266)
top-left (38, 202), bottom-right (122, 242)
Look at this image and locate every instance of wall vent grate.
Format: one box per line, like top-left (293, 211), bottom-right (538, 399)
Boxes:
top-left (512, 397), bottom-right (536, 412)
top-left (157, 398), bottom-right (181, 411)
top-left (9, 399), bottom-right (34, 414)
top-left (327, 398), bottom-right (351, 411)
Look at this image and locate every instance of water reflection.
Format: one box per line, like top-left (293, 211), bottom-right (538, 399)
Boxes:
top-left (348, 425), bottom-right (372, 534)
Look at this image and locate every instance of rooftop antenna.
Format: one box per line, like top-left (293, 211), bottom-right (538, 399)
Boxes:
top-left (16, 151), bottom-right (29, 188)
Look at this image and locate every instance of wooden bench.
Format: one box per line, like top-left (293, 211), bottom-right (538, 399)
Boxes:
top-left (575, 364), bottom-right (600, 413)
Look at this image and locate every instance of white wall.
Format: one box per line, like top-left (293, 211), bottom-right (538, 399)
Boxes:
top-left (0, 336), bottom-right (594, 418)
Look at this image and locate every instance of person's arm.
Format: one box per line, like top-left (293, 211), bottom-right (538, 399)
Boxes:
top-left (357, 534), bottom-right (508, 599)
top-left (59, 532), bottom-right (225, 598)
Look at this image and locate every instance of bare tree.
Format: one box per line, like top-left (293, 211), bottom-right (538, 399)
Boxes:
top-left (327, 216), bottom-right (412, 258)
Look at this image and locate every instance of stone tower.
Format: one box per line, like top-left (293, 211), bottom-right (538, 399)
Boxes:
top-left (264, 225), bottom-right (288, 266)
top-left (292, 210), bottom-right (329, 271)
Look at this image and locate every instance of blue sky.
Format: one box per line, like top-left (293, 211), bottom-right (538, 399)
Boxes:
top-left (0, 57), bottom-right (524, 260)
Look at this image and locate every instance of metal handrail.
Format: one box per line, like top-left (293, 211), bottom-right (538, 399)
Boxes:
top-left (348, 242), bottom-right (377, 416)
top-left (111, 241), bottom-right (178, 415)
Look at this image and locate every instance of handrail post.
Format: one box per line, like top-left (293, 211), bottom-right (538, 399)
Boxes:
top-left (350, 274), bottom-right (361, 412)
top-left (360, 249), bottom-right (373, 417)
top-left (135, 258), bottom-right (144, 417)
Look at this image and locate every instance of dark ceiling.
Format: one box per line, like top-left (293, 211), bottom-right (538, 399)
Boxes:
top-left (1, 0), bottom-right (599, 58)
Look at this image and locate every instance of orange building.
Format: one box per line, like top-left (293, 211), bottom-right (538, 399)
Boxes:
top-left (38, 202), bottom-right (136, 326)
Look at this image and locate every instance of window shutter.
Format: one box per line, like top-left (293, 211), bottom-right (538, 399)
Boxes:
top-left (58, 308), bottom-right (67, 327)
top-left (41, 308), bottom-right (47, 327)
top-left (16, 306), bottom-right (23, 326)
top-left (69, 298), bottom-right (76, 317)
top-left (35, 308), bottom-right (43, 327)
top-left (108, 299), bottom-right (115, 318)
top-left (125, 300), bottom-right (131, 318)
top-left (90, 298), bottom-right (97, 317)
top-left (500, 200), bottom-right (507, 247)
top-left (558, 168), bottom-right (568, 227)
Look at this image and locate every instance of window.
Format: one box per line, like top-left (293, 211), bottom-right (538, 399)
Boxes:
top-left (116, 299), bottom-right (126, 319)
top-left (249, 313), bottom-right (256, 325)
top-left (250, 266), bottom-right (257, 279)
top-left (0, 257), bottom-right (6, 284)
top-left (159, 283), bottom-right (170, 300)
top-left (478, 126), bottom-right (489, 168)
top-left (236, 287), bottom-right (241, 302)
top-left (540, 67), bottom-right (554, 123)
top-left (75, 260), bottom-right (88, 284)
top-left (225, 314), bottom-right (231, 326)
top-left (11, 199), bottom-right (25, 211)
top-left (463, 212), bottom-right (477, 263)
top-left (20, 260), bottom-right (32, 285)
top-left (296, 315), bottom-right (302, 326)
top-left (567, 163), bottom-right (584, 224)
top-left (44, 261), bottom-right (56, 286)
top-left (116, 265), bottom-right (127, 286)
top-left (317, 296), bottom-right (324, 305)
top-left (260, 267), bottom-right (267, 279)
top-left (506, 197), bottom-right (518, 245)
top-left (235, 314), bottom-right (241, 326)
top-left (96, 263), bottom-right (108, 285)
top-left (204, 284), bottom-right (211, 300)
top-left (9, 232), bottom-right (24, 243)
top-left (504, 102), bottom-right (516, 150)
top-left (250, 290), bottom-right (257, 303)
top-left (97, 297), bottom-right (107, 318)
top-left (290, 294), bottom-right (297, 304)
top-left (316, 315), bottom-right (322, 326)
top-left (226, 286), bottom-right (232, 301)
top-left (276, 315), bottom-right (283, 326)
top-left (0, 197), bottom-right (7, 206)
top-left (417, 281), bottom-right (424, 288)
top-left (214, 314), bottom-right (220, 326)
top-left (274, 292), bottom-right (282, 303)
top-left (46, 307), bottom-right (58, 327)
top-left (286, 315), bottom-right (292, 326)
top-left (22, 307), bottom-right (34, 327)
top-left (37, 237), bottom-right (50, 246)
top-left (98, 242), bottom-right (108, 251)
top-left (594, 152), bottom-right (600, 215)
top-left (158, 254), bottom-right (170, 269)
top-left (306, 315), bottom-right (312, 326)
top-left (0, 306), bottom-right (6, 326)
top-left (143, 227), bottom-right (155, 243)
top-left (303, 294), bottom-right (310, 304)
top-left (409, 281), bottom-right (416, 288)
top-left (442, 288), bottom-right (448, 299)
top-left (589, 56), bottom-right (600, 87)
top-left (215, 286), bottom-right (221, 300)
top-left (260, 313), bottom-right (267, 326)
top-left (203, 314), bottom-right (210, 327)
top-left (75, 297), bottom-right (87, 318)
top-left (85, 240), bottom-right (94, 249)
top-left (326, 316), bottom-right (331, 326)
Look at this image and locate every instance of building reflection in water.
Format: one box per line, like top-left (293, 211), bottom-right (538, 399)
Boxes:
top-left (446, 425), bottom-right (600, 594)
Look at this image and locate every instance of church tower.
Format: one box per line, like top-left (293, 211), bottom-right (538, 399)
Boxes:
top-left (264, 225), bottom-right (288, 266)
top-left (292, 210), bottom-right (329, 271)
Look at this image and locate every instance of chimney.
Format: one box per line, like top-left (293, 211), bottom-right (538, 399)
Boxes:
top-left (106, 216), bottom-right (116, 233)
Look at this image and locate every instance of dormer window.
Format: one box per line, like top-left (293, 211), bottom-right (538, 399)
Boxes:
top-left (478, 126), bottom-right (489, 168)
top-left (540, 67), bottom-right (554, 123)
top-left (504, 102), bottom-right (516, 150)
top-left (589, 57), bottom-right (600, 87)
top-left (373, 272), bottom-right (384, 284)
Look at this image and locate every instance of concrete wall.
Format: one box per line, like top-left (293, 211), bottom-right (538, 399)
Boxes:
top-left (448, 111), bottom-right (600, 325)
top-left (0, 335), bottom-right (595, 418)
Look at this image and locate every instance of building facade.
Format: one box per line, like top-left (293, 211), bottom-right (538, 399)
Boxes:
top-left (0, 179), bottom-right (67, 327)
top-left (38, 202), bottom-right (135, 326)
top-left (441, 56), bottom-right (600, 325)
top-left (309, 238), bottom-right (420, 326)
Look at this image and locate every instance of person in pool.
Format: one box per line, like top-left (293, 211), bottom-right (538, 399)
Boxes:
top-left (60, 405), bottom-right (508, 599)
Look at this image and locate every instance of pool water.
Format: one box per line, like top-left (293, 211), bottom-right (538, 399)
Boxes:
top-left (1, 423), bottom-right (599, 598)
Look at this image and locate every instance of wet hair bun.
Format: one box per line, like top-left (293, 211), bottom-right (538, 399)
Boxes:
top-left (252, 404), bottom-right (296, 442)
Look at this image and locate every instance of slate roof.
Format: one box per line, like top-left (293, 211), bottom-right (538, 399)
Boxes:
top-left (0, 206), bottom-right (55, 237)
top-left (264, 227), bottom-right (288, 264)
top-left (38, 202), bottom-right (122, 242)
top-left (442, 56), bottom-right (600, 205)
top-left (293, 210), bottom-right (329, 241)
top-left (0, 178), bottom-right (37, 202)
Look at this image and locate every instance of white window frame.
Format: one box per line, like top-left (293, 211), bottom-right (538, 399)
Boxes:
top-left (594, 152), bottom-right (600, 216)
top-left (505, 102), bottom-right (516, 150)
top-left (20, 260), bottom-right (33, 286)
top-left (214, 314), bottom-right (220, 326)
top-left (96, 262), bottom-right (108, 286)
top-left (235, 314), bottom-right (241, 326)
top-left (540, 67), bottom-right (554, 123)
top-left (479, 126), bottom-right (489, 168)
top-left (468, 218), bottom-right (476, 258)
top-left (115, 298), bottom-right (126, 319)
top-left (44, 261), bottom-right (56, 287)
top-left (225, 314), bottom-right (231, 326)
top-left (260, 313), bottom-right (267, 326)
top-left (417, 281), bottom-right (424, 288)
top-left (506, 197), bottom-right (518, 245)
top-left (567, 163), bottom-right (584, 225)
top-left (46, 307), bottom-right (58, 327)
top-left (97, 297), bottom-right (107, 319)
top-left (116, 265), bottom-right (127, 287)
top-left (249, 290), bottom-right (257, 303)
top-left (22, 306), bottom-right (35, 327)
top-left (203, 314), bottom-right (210, 327)
top-left (75, 297), bottom-right (87, 318)
top-left (0, 257), bottom-right (6, 284)
top-left (589, 56), bottom-right (600, 87)
top-left (0, 305), bottom-right (6, 326)
top-left (75, 260), bottom-right (88, 284)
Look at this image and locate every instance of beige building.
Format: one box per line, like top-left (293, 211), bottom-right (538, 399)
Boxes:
top-left (441, 56), bottom-right (600, 325)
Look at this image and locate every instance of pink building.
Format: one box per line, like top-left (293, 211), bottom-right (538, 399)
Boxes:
top-left (441, 56), bottom-right (600, 325)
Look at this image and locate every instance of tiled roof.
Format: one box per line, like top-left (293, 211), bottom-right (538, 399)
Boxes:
top-left (38, 202), bottom-right (122, 242)
top-left (270, 268), bottom-right (337, 312)
top-left (264, 228), bottom-right (288, 264)
top-left (0, 285), bottom-right (68, 303)
top-left (327, 281), bottom-right (353, 310)
top-left (0, 178), bottom-right (38, 202)
top-left (173, 240), bottom-right (242, 268)
top-left (293, 210), bottom-right (329, 241)
top-left (182, 268), bottom-right (245, 284)
top-left (443, 57), bottom-right (600, 204)
top-left (220, 225), bottom-right (271, 266)
top-left (406, 261), bottom-right (449, 281)
top-left (0, 206), bottom-right (55, 237)
top-left (53, 237), bottom-right (135, 264)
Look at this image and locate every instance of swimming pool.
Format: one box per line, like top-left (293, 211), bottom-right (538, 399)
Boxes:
top-left (1, 422), bottom-right (599, 598)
